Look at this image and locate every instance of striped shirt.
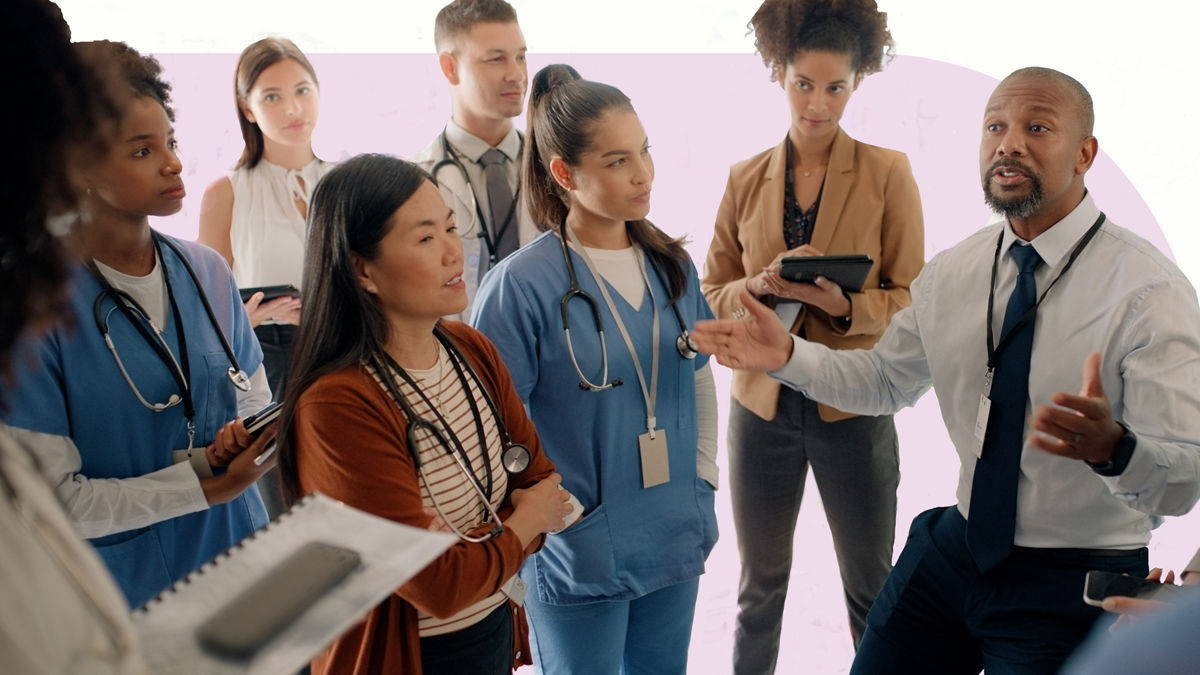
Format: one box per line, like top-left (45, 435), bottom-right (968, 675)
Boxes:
top-left (367, 343), bottom-right (510, 636)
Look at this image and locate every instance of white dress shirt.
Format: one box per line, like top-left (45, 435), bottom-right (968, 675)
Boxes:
top-left (411, 121), bottom-right (537, 321)
top-left (773, 193), bottom-right (1200, 549)
top-left (443, 119), bottom-right (521, 217)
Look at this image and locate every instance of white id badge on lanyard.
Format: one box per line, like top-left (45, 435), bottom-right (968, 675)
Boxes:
top-left (570, 231), bottom-right (673, 491)
top-left (972, 368), bottom-right (994, 458)
top-left (639, 428), bottom-right (670, 488)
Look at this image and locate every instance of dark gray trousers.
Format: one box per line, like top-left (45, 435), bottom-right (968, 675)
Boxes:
top-left (729, 387), bottom-right (899, 674)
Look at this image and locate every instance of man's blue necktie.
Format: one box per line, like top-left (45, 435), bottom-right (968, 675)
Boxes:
top-left (967, 242), bottom-right (1043, 572)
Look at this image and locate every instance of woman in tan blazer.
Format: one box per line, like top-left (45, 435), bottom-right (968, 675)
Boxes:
top-left (701, 1), bottom-right (924, 671)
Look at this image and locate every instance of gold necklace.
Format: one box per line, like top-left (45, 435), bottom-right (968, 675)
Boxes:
top-left (428, 344), bottom-right (446, 410)
top-left (408, 344), bottom-right (446, 412)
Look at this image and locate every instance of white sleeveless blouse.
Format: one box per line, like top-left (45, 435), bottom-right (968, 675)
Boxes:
top-left (228, 158), bottom-right (333, 289)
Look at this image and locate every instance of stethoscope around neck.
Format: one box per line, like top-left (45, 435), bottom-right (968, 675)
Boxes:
top-left (556, 222), bottom-right (698, 393)
top-left (429, 128), bottom-right (523, 266)
top-left (90, 232), bottom-right (251, 446)
top-left (375, 326), bottom-right (532, 543)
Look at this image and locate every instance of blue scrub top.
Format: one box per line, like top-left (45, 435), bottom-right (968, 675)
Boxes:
top-left (3, 234), bottom-right (267, 608)
top-left (472, 232), bottom-right (717, 605)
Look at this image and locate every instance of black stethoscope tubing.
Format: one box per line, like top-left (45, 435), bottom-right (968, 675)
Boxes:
top-left (430, 130), bottom-right (523, 265)
top-left (374, 326), bottom-right (532, 539)
top-left (984, 212), bottom-right (1106, 369)
top-left (90, 232), bottom-right (252, 425)
top-left (556, 223), bottom-right (698, 390)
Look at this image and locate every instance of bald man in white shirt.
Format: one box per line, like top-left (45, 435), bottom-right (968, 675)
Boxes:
top-left (693, 67), bottom-right (1200, 674)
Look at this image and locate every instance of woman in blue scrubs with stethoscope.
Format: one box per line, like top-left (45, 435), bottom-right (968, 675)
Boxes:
top-left (471, 64), bottom-right (719, 675)
top-left (1, 41), bottom-right (276, 608)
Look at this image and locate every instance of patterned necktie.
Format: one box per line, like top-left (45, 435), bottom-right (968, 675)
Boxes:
top-left (966, 242), bottom-right (1043, 572)
top-left (478, 148), bottom-right (517, 261)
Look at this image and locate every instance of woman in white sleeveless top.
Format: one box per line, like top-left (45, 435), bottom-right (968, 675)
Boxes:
top-left (199, 37), bottom-right (333, 516)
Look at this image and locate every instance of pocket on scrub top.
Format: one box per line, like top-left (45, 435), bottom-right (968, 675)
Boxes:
top-left (200, 350), bottom-right (238, 435)
top-left (94, 527), bottom-right (172, 608)
top-left (534, 503), bottom-right (616, 603)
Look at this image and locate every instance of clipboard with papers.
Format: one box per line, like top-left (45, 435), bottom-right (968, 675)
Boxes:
top-left (132, 492), bottom-right (455, 674)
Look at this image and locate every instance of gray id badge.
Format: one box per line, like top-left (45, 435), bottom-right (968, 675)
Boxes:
top-left (638, 429), bottom-right (670, 488)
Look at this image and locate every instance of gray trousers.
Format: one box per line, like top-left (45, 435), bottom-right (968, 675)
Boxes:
top-left (729, 387), bottom-right (899, 675)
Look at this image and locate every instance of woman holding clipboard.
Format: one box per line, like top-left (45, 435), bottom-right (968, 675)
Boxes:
top-left (700, 0), bottom-right (924, 670)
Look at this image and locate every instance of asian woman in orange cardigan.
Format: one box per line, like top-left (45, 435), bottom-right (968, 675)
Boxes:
top-left (277, 154), bottom-right (573, 675)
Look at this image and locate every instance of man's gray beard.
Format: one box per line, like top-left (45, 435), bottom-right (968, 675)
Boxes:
top-left (983, 175), bottom-right (1044, 220)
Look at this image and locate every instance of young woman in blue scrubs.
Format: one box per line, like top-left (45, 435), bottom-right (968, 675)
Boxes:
top-left (1, 41), bottom-right (276, 608)
top-left (471, 64), bottom-right (719, 675)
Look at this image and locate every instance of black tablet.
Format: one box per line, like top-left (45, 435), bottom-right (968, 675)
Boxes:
top-left (778, 255), bottom-right (874, 293)
top-left (238, 285), bottom-right (300, 303)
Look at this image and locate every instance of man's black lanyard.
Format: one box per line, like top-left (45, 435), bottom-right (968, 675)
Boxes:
top-left (985, 212), bottom-right (1106, 369)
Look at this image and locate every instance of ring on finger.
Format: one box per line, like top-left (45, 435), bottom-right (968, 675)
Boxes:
top-left (1070, 432), bottom-right (1081, 447)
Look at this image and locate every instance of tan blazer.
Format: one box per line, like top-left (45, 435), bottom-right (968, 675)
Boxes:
top-left (702, 128), bottom-right (925, 422)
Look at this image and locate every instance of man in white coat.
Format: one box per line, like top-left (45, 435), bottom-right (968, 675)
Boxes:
top-left (411, 0), bottom-right (538, 320)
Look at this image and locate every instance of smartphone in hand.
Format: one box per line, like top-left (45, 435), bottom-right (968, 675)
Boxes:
top-left (1083, 570), bottom-right (1186, 607)
top-left (244, 401), bottom-right (281, 439)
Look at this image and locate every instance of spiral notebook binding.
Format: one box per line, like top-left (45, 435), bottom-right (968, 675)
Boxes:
top-left (133, 492), bottom-right (320, 613)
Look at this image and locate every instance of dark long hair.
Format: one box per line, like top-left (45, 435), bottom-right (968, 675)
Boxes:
top-left (277, 154), bottom-right (430, 505)
top-left (234, 37), bottom-right (319, 169)
top-left (523, 63), bottom-right (690, 303)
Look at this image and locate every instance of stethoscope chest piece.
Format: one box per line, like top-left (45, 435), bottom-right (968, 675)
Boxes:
top-left (502, 443), bottom-right (532, 474)
top-left (677, 332), bottom-right (698, 360)
top-left (228, 367), bottom-right (252, 392)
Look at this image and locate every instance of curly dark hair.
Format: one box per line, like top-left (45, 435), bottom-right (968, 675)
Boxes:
top-left (750, 0), bottom-right (894, 80)
top-left (75, 40), bottom-right (175, 121)
top-left (0, 0), bottom-right (119, 405)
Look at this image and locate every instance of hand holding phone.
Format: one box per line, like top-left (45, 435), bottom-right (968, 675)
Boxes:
top-left (243, 402), bottom-right (282, 466)
top-left (1083, 569), bottom-right (1186, 608)
top-left (244, 402), bottom-right (281, 439)
top-left (238, 285), bottom-right (300, 304)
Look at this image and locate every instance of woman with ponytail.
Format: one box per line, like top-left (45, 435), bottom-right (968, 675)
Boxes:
top-left (471, 64), bottom-right (718, 674)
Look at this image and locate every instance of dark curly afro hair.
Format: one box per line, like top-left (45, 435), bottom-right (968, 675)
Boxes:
top-left (75, 40), bottom-right (175, 121)
top-left (750, 0), bottom-right (894, 81)
top-left (0, 0), bottom-right (120, 403)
